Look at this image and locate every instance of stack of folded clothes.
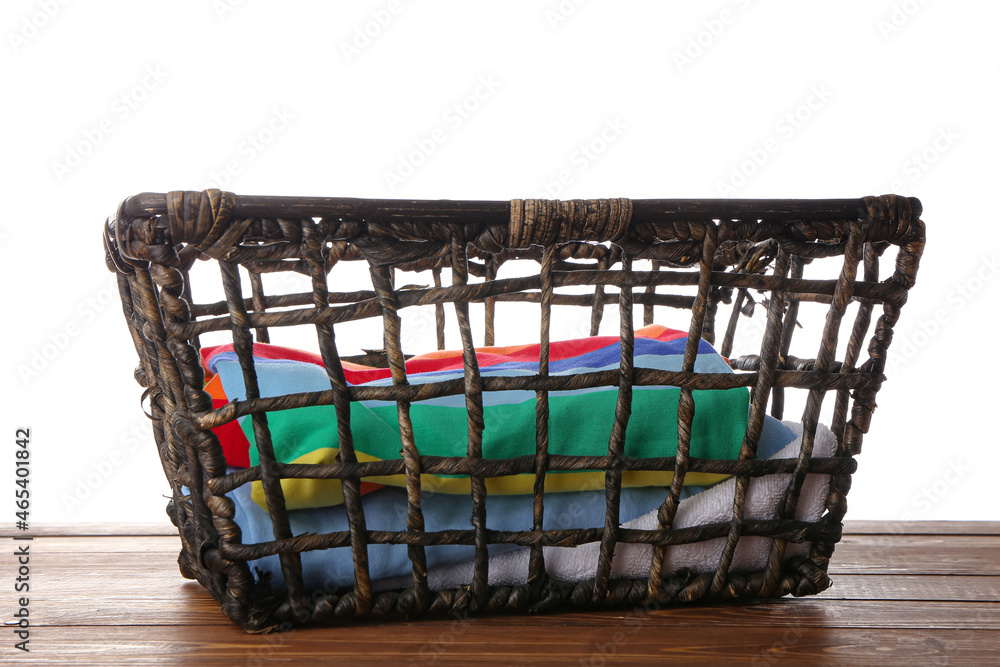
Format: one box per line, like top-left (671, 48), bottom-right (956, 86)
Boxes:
top-left (199, 325), bottom-right (834, 590)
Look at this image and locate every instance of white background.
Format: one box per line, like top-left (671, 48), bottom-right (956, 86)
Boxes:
top-left (2, 0), bottom-right (997, 526)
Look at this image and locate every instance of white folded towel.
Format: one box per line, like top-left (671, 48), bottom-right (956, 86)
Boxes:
top-left (376, 421), bottom-right (836, 591)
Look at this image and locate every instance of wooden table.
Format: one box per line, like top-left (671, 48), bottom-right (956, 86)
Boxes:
top-left (5, 521), bottom-right (997, 665)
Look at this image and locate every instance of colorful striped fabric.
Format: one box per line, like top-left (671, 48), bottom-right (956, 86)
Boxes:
top-left (202, 325), bottom-right (750, 511)
top-left (202, 369), bottom-right (386, 497)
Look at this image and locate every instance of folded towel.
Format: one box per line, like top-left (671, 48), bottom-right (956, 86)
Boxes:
top-left (205, 324), bottom-right (751, 510)
top-left (204, 373), bottom-right (253, 467)
top-left (232, 484), bottom-right (671, 591)
top-left (375, 421), bottom-right (835, 591)
top-left (204, 371), bottom-right (386, 498)
top-left (225, 416), bottom-right (799, 591)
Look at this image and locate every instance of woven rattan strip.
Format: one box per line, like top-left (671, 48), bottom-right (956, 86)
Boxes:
top-left (509, 198), bottom-right (633, 248)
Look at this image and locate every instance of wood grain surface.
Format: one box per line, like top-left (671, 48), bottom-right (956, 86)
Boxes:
top-left (2, 521), bottom-right (997, 665)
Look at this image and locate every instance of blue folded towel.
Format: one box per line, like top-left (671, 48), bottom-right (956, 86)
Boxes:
top-left (226, 415), bottom-right (797, 590)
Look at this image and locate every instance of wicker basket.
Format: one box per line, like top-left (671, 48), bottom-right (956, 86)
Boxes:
top-left (104, 190), bottom-right (924, 631)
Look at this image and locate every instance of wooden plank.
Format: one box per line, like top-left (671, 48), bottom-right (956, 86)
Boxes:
top-left (36, 590), bottom-right (1000, 631)
top-left (23, 535), bottom-right (182, 553)
top-left (29, 554), bottom-right (187, 579)
top-left (19, 543), bottom-right (1000, 625)
top-left (818, 574), bottom-right (1000, 602)
top-left (22, 533), bottom-right (1000, 578)
top-left (829, 534), bottom-right (1000, 575)
top-left (20, 537), bottom-right (1000, 588)
top-left (3, 625), bottom-right (994, 666)
top-left (25, 552), bottom-right (1000, 596)
top-left (1, 522), bottom-right (176, 538)
top-left (8, 524), bottom-right (1000, 665)
top-left (28, 569), bottom-right (997, 613)
top-left (843, 521), bottom-right (1000, 536)
top-left (23, 547), bottom-right (1000, 624)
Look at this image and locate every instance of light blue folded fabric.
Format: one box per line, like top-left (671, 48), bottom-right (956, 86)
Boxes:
top-left (226, 415), bottom-right (797, 590)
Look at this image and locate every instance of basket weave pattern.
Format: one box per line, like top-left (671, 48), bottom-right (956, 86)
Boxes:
top-left (104, 191), bottom-right (924, 631)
